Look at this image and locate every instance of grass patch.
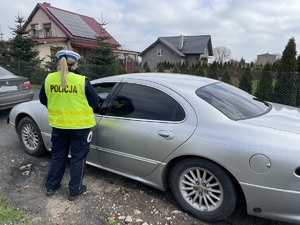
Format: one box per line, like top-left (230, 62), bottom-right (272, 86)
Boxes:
top-left (31, 84), bottom-right (41, 89)
top-left (0, 196), bottom-right (32, 225)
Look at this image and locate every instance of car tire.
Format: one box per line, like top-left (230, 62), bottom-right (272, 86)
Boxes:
top-left (17, 116), bottom-right (46, 156)
top-left (170, 157), bottom-right (237, 222)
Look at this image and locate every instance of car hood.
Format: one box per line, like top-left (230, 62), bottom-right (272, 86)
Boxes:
top-left (242, 103), bottom-right (300, 135)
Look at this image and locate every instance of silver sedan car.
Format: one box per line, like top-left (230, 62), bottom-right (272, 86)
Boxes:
top-left (8, 73), bottom-right (300, 223)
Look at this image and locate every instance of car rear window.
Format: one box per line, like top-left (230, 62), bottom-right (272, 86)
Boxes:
top-left (196, 82), bottom-right (270, 120)
top-left (0, 66), bottom-right (15, 77)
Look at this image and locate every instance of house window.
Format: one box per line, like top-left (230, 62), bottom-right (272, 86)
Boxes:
top-left (44, 23), bottom-right (52, 37)
top-left (50, 48), bottom-right (57, 62)
top-left (157, 49), bottom-right (163, 56)
top-left (50, 47), bottom-right (63, 62)
top-left (31, 24), bottom-right (39, 38)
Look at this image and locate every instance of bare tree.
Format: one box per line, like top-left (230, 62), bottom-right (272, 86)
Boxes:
top-left (213, 46), bottom-right (231, 63)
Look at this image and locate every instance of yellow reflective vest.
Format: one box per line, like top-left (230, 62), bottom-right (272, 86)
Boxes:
top-left (45, 71), bottom-right (95, 129)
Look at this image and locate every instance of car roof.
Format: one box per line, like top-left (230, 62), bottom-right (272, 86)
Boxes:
top-left (91, 73), bottom-right (219, 91)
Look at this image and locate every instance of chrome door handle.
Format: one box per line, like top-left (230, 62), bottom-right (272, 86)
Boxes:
top-left (158, 130), bottom-right (175, 140)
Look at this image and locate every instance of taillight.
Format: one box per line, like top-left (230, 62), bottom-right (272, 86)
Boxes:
top-left (23, 81), bottom-right (31, 89)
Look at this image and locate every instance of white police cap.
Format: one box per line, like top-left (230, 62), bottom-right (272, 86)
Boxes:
top-left (56, 50), bottom-right (81, 61)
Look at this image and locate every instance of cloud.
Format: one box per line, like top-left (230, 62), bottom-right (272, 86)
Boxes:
top-left (1, 0), bottom-right (300, 62)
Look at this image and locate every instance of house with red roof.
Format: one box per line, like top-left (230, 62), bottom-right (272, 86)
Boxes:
top-left (24, 2), bottom-right (139, 71)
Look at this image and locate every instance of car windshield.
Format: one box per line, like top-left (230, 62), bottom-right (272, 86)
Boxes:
top-left (196, 82), bottom-right (270, 120)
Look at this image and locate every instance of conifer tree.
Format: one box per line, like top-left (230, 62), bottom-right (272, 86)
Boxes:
top-left (145, 64), bottom-right (151, 72)
top-left (106, 60), bottom-right (127, 76)
top-left (172, 65), bottom-right (179, 73)
top-left (4, 14), bottom-right (41, 80)
top-left (240, 57), bottom-right (246, 67)
top-left (254, 62), bottom-right (273, 101)
top-left (297, 55), bottom-right (300, 106)
top-left (239, 66), bottom-right (253, 94)
top-left (6, 15), bottom-right (40, 63)
top-left (221, 70), bottom-right (232, 84)
top-left (207, 61), bottom-right (219, 80)
top-left (273, 37), bottom-right (298, 105)
top-left (195, 64), bottom-right (205, 77)
top-left (184, 66), bottom-right (192, 75)
top-left (157, 63), bottom-right (164, 72)
top-left (0, 39), bottom-right (9, 61)
top-left (143, 62), bottom-right (149, 70)
top-left (88, 21), bottom-right (117, 78)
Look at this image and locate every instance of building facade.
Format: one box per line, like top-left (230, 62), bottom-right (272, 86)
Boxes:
top-left (140, 35), bottom-right (213, 70)
top-left (256, 53), bottom-right (277, 66)
top-left (24, 2), bottom-right (139, 72)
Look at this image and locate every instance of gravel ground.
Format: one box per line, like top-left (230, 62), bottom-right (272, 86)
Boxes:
top-left (0, 146), bottom-right (293, 225)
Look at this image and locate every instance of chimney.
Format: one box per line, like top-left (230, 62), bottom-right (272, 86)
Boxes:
top-left (179, 35), bottom-right (184, 50)
top-left (43, 2), bottom-right (51, 6)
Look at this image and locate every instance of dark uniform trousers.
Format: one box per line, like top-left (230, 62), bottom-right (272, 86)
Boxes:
top-left (46, 127), bottom-right (91, 196)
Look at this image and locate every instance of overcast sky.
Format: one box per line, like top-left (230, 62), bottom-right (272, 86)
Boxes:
top-left (1, 0), bottom-right (300, 63)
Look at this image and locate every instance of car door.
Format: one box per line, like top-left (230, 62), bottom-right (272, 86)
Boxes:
top-left (40, 105), bottom-right (101, 165)
top-left (88, 82), bottom-right (119, 165)
top-left (40, 81), bottom-right (119, 166)
top-left (95, 79), bottom-right (197, 177)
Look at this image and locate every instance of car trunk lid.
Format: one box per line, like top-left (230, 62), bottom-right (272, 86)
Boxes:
top-left (243, 103), bottom-right (300, 134)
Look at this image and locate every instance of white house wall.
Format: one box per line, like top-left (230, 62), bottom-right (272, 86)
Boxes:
top-left (25, 8), bottom-right (66, 38)
top-left (36, 41), bottom-right (69, 63)
top-left (25, 8), bottom-right (69, 63)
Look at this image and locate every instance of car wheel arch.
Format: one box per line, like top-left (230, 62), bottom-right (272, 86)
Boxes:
top-left (15, 113), bottom-right (36, 131)
top-left (16, 115), bottom-right (47, 156)
top-left (164, 155), bottom-right (246, 214)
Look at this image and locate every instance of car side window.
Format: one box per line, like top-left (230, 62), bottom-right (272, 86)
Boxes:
top-left (93, 82), bottom-right (117, 100)
top-left (106, 83), bottom-right (185, 121)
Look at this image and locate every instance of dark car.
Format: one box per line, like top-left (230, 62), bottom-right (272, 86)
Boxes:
top-left (0, 66), bottom-right (34, 110)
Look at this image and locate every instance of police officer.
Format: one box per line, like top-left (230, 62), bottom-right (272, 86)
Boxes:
top-left (39, 50), bottom-right (101, 201)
